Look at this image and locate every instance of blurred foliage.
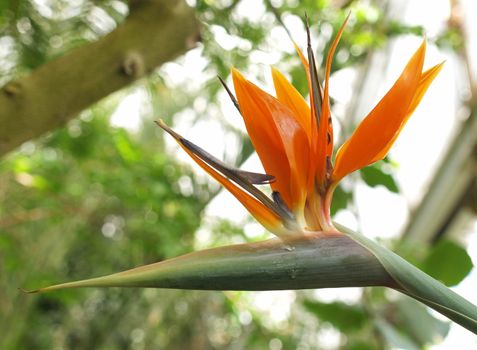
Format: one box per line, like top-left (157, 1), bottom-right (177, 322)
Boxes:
top-left (303, 299), bottom-right (367, 333)
top-left (0, 0), bottom-right (470, 349)
top-left (360, 162), bottom-right (399, 193)
top-left (420, 240), bottom-right (473, 287)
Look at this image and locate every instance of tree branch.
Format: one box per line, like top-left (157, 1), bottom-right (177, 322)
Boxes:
top-left (0, 0), bottom-right (200, 157)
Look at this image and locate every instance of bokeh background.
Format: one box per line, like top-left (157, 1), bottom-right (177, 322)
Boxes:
top-left (1, 0), bottom-right (476, 349)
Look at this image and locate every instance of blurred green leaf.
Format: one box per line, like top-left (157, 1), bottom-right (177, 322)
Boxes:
top-left (420, 240), bottom-right (473, 287)
top-left (360, 165), bottom-right (399, 193)
top-left (114, 129), bottom-right (141, 163)
top-left (435, 27), bottom-right (465, 51)
top-left (387, 21), bottom-right (424, 36)
top-left (303, 299), bottom-right (367, 332)
top-left (330, 185), bottom-right (352, 215)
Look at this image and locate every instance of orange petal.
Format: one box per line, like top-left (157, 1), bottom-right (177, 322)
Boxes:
top-left (232, 69), bottom-right (291, 200)
top-left (315, 14), bottom-right (349, 185)
top-left (232, 68), bottom-right (310, 211)
top-left (373, 62), bottom-right (445, 158)
top-left (333, 40), bottom-right (427, 182)
top-left (408, 62), bottom-right (444, 117)
top-left (271, 66), bottom-right (312, 141)
top-left (157, 120), bottom-right (282, 233)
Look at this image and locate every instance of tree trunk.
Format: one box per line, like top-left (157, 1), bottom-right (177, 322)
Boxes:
top-left (0, 0), bottom-right (200, 157)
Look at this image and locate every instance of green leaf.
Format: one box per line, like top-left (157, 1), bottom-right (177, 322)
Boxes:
top-left (420, 240), bottom-right (473, 287)
top-left (303, 300), bottom-right (367, 332)
top-left (360, 165), bottom-right (399, 193)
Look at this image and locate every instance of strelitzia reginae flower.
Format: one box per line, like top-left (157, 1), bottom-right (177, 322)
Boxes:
top-left (158, 15), bottom-right (443, 238)
top-left (27, 16), bottom-right (477, 335)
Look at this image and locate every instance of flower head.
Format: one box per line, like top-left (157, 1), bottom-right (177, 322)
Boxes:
top-left (158, 16), bottom-right (443, 238)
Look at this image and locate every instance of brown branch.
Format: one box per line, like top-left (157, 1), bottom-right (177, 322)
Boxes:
top-left (0, 0), bottom-right (200, 157)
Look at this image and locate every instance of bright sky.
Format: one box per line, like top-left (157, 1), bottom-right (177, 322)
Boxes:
top-left (110, 0), bottom-right (477, 348)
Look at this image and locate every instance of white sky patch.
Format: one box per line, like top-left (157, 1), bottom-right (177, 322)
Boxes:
top-left (195, 226), bottom-right (213, 249)
top-left (316, 326), bottom-right (342, 350)
top-left (249, 290), bottom-right (296, 324)
top-left (282, 13), bottom-right (307, 46)
top-left (87, 6), bottom-right (117, 34)
top-left (402, 0), bottom-right (450, 37)
top-left (110, 89), bottom-right (148, 132)
top-left (334, 209), bottom-right (359, 232)
top-left (160, 47), bottom-right (210, 91)
top-left (243, 222), bottom-right (265, 239)
top-left (461, 0), bottom-right (477, 86)
top-left (313, 287), bottom-right (362, 305)
top-left (31, 0), bottom-right (53, 18)
top-left (210, 25), bottom-right (239, 50)
top-left (355, 182), bottom-right (409, 239)
top-left (329, 67), bottom-right (358, 104)
top-left (233, 0), bottom-right (267, 24)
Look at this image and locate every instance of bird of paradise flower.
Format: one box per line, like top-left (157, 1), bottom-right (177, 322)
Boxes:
top-left (28, 15), bottom-right (477, 335)
top-left (158, 15), bottom-right (442, 238)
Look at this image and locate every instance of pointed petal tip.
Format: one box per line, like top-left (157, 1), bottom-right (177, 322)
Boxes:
top-left (154, 119), bottom-right (181, 141)
top-left (19, 287), bottom-right (37, 294)
top-left (435, 60), bottom-right (446, 70)
top-left (20, 285), bottom-right (61, 294)
top-left (231, 67), bottom-right (248, 86)
top-left (230, 67), bottom-right (247, 81)
top-left (230, 66), bottom-right (241, 76)
top-left (343, 11), bottom-right (351, 25)
top-left (270, 66), bottom-right (286, 83)
top-left (427, 60), bottom-right (445, 78)
top-left (305, 13), bottom-right (311, 44)
top-left (270, 66), bottom-right (284, 84)
top-left (418, 38), bottom-right (427, 55)
top-left (154, 119), bottom-right (166, 129)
